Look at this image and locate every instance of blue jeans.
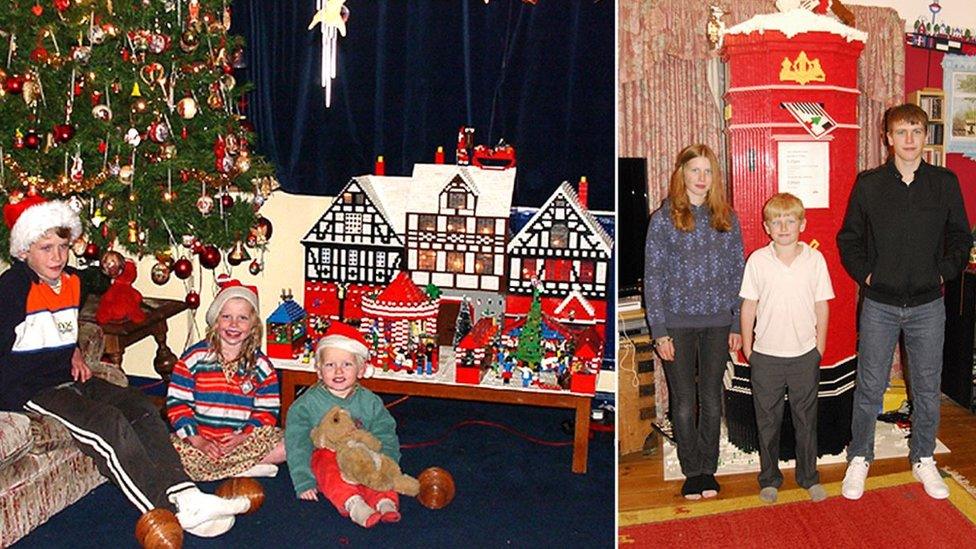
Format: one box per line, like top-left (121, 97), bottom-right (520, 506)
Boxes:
top-left (848, 297), bottom-right (945, 464)
top-left (662, 326), bottom-right (729, 477)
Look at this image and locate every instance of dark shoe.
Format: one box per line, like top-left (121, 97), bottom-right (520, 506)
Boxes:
top-left (701, 474), bottom-right (720, 498)
top-left (681, 475), bottom-right (702, 500)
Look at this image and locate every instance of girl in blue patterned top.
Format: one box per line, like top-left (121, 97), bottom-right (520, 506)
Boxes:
top-left (644, 143), bottom-right (744, 500)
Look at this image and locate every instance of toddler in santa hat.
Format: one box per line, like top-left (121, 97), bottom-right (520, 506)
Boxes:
top-left (167, 275), bottom-right (285, 481)
top-left (285, 321), bottom-right (404, 527)
top-left (0, 195), bottom-right (252, 538)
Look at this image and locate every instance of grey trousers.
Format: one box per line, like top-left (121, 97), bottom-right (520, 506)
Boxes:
top-left (750, 348), bottom-right (821, 489)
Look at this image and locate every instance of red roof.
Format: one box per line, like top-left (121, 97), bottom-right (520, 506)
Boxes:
top-left (373, 272), bottom-right (431, 306)
top-left (458, 317), bottom-right (497, 350)
top-left (574, 326), bottom-right (603, 359)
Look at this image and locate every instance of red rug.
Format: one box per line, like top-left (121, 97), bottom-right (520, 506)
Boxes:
top-left (619, 473), bottom-right (976, 547)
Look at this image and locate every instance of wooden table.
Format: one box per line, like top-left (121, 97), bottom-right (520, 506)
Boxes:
top-left (80, 296), bottom-right (188, 380)
top-left (278, 368), bottom-right (593, 474)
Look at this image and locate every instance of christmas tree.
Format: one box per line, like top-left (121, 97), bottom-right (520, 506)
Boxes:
top-left (452, 298), bottom-right (472, 346)
top-left (0, 0), bottom-right (274, 275)
top-left (516, 286), bottom-right (543, 369)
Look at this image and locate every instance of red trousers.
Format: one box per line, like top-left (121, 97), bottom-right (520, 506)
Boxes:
top-left (310, 448), bottom-right (399, 514)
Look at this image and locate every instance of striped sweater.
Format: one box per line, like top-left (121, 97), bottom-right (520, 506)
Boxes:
top-left (0, 261), bottom-right (80, 411)
top-left (166, 343), bottom-right (281, 440)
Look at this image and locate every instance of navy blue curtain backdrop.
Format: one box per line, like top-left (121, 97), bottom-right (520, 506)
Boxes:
top-left (231, 0), bottom-right (613, 211)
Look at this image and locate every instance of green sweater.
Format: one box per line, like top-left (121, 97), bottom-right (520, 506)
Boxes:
top-left (285, 383), bottom-right (401, 496)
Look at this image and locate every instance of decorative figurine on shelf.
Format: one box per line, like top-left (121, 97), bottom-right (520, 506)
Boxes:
top-left (518, 363), bottom-right (534, 388)
top-left (95, 259), bottom-right (147, 325)
top-left (265, 289), bottom-right (308, 359)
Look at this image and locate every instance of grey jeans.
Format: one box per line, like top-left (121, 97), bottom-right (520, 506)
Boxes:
top-left (847, 297), bottom-right (945, 463)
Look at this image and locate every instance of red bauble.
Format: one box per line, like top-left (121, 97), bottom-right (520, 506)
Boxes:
top-left (199, 245), bottom-right (221, 269)
top-left (185, 291), bottom-right (200, 309)
top-left (220, 194), bottom-right (234, 210)
top-left (53, 124), bottom-right (75, 143)
top-left (173, 258), bottom-right (193, 279)
top-left (30, 47), bottom-right (49, 63)
top-left (83, 243), bottom-right (101, 260)
top-left (248, 259), bottom-right (262, 275)
top-left (23, 132), bottom-right (41, 149)
top-left (3, 74), bottom-right (25, 95)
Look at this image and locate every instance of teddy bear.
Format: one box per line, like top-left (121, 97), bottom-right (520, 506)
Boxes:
top-left (95, 259), bottom-right (147, 325)
top-left (309, 406), bottom-right (419, 527)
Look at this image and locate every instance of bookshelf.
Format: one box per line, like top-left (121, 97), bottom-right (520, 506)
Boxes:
top-left (910, 87), bottom-right (946, 166)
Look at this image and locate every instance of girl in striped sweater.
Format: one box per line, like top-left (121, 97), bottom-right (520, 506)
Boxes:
top-left (167, 279), bottom-right (285, 481)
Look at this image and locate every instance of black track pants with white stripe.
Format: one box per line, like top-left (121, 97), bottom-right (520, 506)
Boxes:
top-left (25, 378), bottom-right (194, 514)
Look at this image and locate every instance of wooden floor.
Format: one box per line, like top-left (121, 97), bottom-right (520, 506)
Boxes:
top-left (619, 397), bottom-right (976, 514)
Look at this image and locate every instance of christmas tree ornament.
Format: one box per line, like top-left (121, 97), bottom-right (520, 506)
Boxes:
top-left (148, 33), bottom-right (170, 55)
top-left (181, 235), bottom-right (197, 249)
top-left (119, 165), bottom-right (134, 184)
top-left (150, 261), bottom-right (171, 284)
top-left (71, 46), bottom-right (92, 65)
top-left (31, 2), bottom-right (43, 16)
top-left (227, 240), bottom-right (249, 266)
top-left (147, 120), bottom-right (170, 142)
top-left (53, 0), bottom-right (70, 13)
top-left (180, 125), bottom-right (188, 140)
top-left (251, 216), bottom-right (273, 244)
top-left (176, 96), bottom-right (197, 119)
top-left (248, 258), bottom-right (262, 275)
top-left (185, 290), bottom-right (200, 309)
top-left (13, 129), bottom-right (25, 149)
top-left (219, 193), bottom-right (234, 210)
top-left (84, 242), bottom-right (101, 260)
top-left (92, 104), bottom-right (112, 121)
top-left (207, 83), bottom-right (224, 110)
top-left (127, 220), bottom-right (139, 243)
top-left (179, 30), bottom-right (199, 53)
top-left (234, 150), bottom-right (251, 173)
top-left (30, 46), bottom-right (49, 63)
top-left (196, 194), bottom-right (214, 216)
top-left (160, 143), bottom-right (177, 159)
top-left (100, 250), bottom-right (126, 278)
top-left (89, 25), bottom-right (106, 45)
top-left (173, 257), bottom-right (193, 279)
top-left (69, 152), bottom-right (84, 182)
top-left (71, 235), bottom-right (88, 256)
top-left (24, 131), bottom-right (41, 149)
top-left (52, 123), bottom-right (75, 143)
top-left (131, 97), bottom-right (148, 114)
top-left (124, 128), bottom-right (142, 147)
top-left (89, 90), bottom-right (103, 106)
top-left (21, 80), bottom-right (40, 107)
top-left (4, 74), bottom-right (25, 94)
top-left (199, 245), bottom-right (221, 269)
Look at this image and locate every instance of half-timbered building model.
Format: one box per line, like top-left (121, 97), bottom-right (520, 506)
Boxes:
top-left (505, 178), bottom-right (613, 340)
top-left (359, 271), bottom-right (441, 376)
top-left (301, 176), bottom-right (410, 339)
top-left (402, 163), bottom-right (516, 317)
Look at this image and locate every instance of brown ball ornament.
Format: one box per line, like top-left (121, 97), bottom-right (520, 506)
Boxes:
top-left (215, 477), bottom-right (265, 515)
top-left (100, 250), bottom-right (126, 278)
top-left (417, 467), bottom-right (456, 510)
top-left (173, 258), bottom-right (193, 279)
top-left (134, 508), bottom-right (183, 549)
top-left (151, 262), bottom-right (171, 285)
top-left (185, 291), bottom-right (200, 309)
top-left (53, 123), bottom-right (76, 143)
top-left (199, 245), bottom-right (221, 270)
top-left (3, 74), bottom-right (25, 94)
top-left (23, 131), bottom-right (41, 149)
top-left (83, 242), bottom-right (101, 260)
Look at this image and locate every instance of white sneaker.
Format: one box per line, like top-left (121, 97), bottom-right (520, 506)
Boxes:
top-left (842, 457), bottom-right (870, 500)
top-left (235, 463), bottom-right (279, 478)
top-left (913, 457), bottom-right (949, 499)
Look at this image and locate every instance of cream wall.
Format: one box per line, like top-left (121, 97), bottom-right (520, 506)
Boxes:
top-left (844, 0), bottom-right (976, 31)
top-left (123, 191), bottom-right (333, 378)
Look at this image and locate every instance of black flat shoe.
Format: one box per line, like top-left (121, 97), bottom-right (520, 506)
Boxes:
top-left (701, 474), bottom-right (720, 498)
top-left (682, 475), bottom-right (703, 500)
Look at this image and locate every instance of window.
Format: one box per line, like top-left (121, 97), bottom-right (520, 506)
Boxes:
top-left (447, 252), bottom-right (465, 273)
top-left (447, 216), bottom-right (467, 233)
top-left (347, 249), bottom-right (359, 267)
top-left (419, 250), bottom-right (436, 270)
top-left (342, 192), bottom-right (354, 204)
top-left (354, 193), bottom-right (365, 205)
top-left (418, 214), bottom-right (437, 232)
top-left (550, 222), bottom-right (569, 248)
top-left (376, 252), bottom-right (386, 268)
top-left (448, 191), bottom-right (467, 209)
top-left (476, 218), bottom-right (495, 235)
top-left (545, 258), bottom-right (571, 281)
top-left (319, 248), bottom-right (332, 264)
top-left (474, 253), bottom-right (493, 274)
top-left (522, 259), bottom-right (538, 279)
top-left (578, 261), bottom-right (594, 283)
top-left (345, 213), bottom-right (362, 234)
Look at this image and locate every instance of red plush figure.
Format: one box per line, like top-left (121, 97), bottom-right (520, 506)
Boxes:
top-left (95, 259), bottom-right (147, 324)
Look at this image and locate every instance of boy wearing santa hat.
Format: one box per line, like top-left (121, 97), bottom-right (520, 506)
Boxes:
top-left (285, 321), bottom-right (404, 527)
top-left (0, 195), bottom-right (252, 537)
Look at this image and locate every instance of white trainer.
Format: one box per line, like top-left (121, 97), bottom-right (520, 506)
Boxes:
top-left (842, 456), bottom-right (870, 500)
top-left (913, 457), bottom-right (949, 499)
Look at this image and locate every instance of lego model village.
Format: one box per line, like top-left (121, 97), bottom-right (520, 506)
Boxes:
top-left (265, 128), bottom-right (613, 396)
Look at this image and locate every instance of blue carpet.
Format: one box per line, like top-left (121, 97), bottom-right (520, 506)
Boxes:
top-left (14, 395), bottom-right (613, 548)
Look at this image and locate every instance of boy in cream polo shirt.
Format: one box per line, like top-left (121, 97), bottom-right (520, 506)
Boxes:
top-left (740, 193), bottom-right (834, 504)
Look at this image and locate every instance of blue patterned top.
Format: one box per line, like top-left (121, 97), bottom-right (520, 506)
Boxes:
top-left (643, 199), bottom-right (744, 339)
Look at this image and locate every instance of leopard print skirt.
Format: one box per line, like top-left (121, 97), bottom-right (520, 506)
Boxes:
top-left (171, 425), bottom-right (283, 481)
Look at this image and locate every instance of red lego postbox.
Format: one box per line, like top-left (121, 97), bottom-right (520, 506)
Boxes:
top-left (722, 9), bottom-right (866, 456)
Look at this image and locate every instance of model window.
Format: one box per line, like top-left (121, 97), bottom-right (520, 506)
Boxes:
top-left (578, 261), bottom-right (594, 283)
top-left (345, 213), bottom-right (363, 234)
top-left (476, 218), bottom-right (495, 234)
top-left (550, 222), bottom-right (569, 248)
top-left (418, 214), bottom-right (437, 232)
top-left (447, 216), bottom-right (467, 233)
top-left (474, 253), bottom-right (493, 274)
top-left (447, 251), bottom-right (466, 273)
top-left (419, 250), bottom-right (437, 270)
top-left (448, 191), bottom-right (467, 209)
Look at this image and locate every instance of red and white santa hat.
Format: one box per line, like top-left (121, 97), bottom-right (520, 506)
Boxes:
top-left (4, 194), bottom-right (82, 257)
top-left (316, 321), bottom-right (374, 378)
top-left (206, 274), bottom-right (259, 325)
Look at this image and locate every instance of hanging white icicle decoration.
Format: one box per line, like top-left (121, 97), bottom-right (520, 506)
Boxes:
top-left (308, 0), bottom-right (349, 108)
